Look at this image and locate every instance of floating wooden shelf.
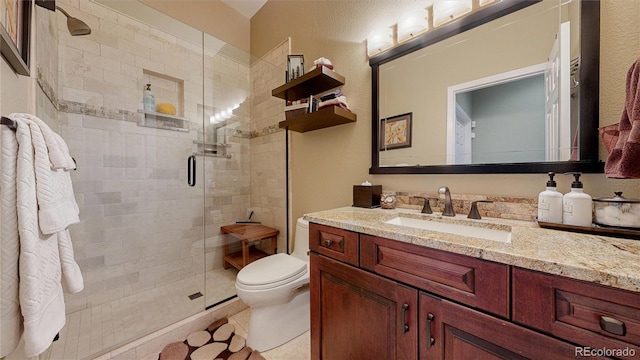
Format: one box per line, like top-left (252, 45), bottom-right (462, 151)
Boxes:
top-left (272, 66), bottom-right (346, 101)
top-left (279, 105), bottom-right (357, 133)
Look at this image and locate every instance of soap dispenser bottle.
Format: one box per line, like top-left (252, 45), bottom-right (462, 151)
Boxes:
top-left (143, 84), bottom-right (155, 113)
top-left (538, 172), bottom-right (563, 223)
top-left (562, 172), bottom-right (593, 227)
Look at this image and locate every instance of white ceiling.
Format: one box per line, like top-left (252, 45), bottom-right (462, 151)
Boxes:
top-left (221, 0), bottom-right (268, 18)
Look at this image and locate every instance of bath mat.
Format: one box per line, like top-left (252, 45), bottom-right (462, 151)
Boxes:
top-left (158, 318), bottom-right (265, 360)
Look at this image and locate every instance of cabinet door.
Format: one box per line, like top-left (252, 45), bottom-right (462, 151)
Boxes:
top-left (310, 253), bottom-right (418, 360)
top-left (420, 293), bottom-right (583, 359)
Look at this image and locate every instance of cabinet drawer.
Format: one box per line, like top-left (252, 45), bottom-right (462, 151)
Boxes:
top-left (360, 235), bottom-right (509, 318)
top-left (309, 223), bottom-right (359, 266)
top-left (513, 267), bottom-right (640, 351)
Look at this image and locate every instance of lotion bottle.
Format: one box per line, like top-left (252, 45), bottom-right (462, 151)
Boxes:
top-left (143, 84), bottom-right (155, 113)
top-left (537, 172), bottom-right (563, 223)
top-left (562, 172), bottom-right (593, 227)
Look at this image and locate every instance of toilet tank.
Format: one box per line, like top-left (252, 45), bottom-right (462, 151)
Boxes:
top-left (291, 218), bottom-right (309, 261)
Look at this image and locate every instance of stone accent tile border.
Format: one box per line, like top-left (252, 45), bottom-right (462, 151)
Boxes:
top-left (92, 298), bottom-right (248, 360)
top-left (57, 100), bottom-right (277, 139)
top-left (37, 65), bottom-right (58, 110)
top-left (392, 191), bottom-right (537, 221)
top-left (250, 124), bottom-right (283, 138)
top-left (59, 100), bottom-right (143, 123)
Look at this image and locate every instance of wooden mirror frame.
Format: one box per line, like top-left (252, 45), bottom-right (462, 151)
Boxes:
top-left (369, 0), bottom-right (603, 174)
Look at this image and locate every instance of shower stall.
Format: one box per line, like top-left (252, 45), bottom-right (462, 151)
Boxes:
top-left (25, 1), bottom-right (286, 359)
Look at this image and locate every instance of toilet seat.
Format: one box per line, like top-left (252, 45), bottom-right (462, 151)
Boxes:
top-left (236, 253), bottom-right (308, 290)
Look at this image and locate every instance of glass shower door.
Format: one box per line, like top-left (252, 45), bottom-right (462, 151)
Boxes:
top-left (38, 2), bottom-right (208, 359)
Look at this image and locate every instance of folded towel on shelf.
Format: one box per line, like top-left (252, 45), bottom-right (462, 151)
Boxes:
top-left (308, 57), bottom-right (334, 72)
top-left (604, 57), bottom-right (640, 178)
top-left (318, 95), bottom-right (351, 112)
top-left (1, 114), bottom-right (83, 358)
top-left (320, 89), bottom-right (343, 102)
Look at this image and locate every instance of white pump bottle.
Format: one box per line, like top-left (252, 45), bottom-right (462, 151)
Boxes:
top-left (537, 172), bottom-right (563, 223)
top-left (562, 172), bottom-right (593, 227)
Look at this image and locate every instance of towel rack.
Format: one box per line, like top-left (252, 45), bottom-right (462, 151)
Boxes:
top-left (0, 116), bottom-right (78, 170)
top-left (1, 116), bottom-right (17, 130)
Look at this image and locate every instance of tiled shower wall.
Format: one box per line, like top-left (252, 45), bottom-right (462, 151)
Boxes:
top-left (250, 40), bottom-right (289, 253)
top-left (46, 0), bottom-right (279, 315)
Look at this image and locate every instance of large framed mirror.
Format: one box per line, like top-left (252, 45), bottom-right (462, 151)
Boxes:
top-left (370, 0), bottom-right (603, 174)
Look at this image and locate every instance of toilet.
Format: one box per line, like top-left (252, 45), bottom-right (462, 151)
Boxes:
top-left (235, 218), bottom-right (310, 351)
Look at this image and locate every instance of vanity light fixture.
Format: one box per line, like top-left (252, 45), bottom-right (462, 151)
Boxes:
top-left (432, 0), bottom-right (473, 27)
top-left (366, 27), bottom-right (394, 57)
top-left (397, 10), bottom-right (429, 43)
top-left (366, 0), bottom-right (498, 58)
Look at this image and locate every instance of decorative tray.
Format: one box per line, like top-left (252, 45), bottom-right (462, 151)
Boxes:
top-left (536, 219), bottom-right (640, 240)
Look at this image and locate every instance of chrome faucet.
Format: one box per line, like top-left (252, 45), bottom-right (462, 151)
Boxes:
top-left (438, 186), bottom-right (455, 216)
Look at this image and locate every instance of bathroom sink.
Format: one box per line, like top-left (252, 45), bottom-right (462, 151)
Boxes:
top-left (385, 216), bottom-right (512, 243)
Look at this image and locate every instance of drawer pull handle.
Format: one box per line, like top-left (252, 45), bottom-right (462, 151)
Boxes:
top-left (401, 303), bottom-right (409, 333)
top-left (426, 313), bottom-right (435, 347)
top-left (321, 238), bottom-right (344, 250)
top-left (599, 316), bottom-right (626, 336)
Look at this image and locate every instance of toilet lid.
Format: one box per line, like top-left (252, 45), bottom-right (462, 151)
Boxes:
top-left (237, 253), bottom-right (307, 288)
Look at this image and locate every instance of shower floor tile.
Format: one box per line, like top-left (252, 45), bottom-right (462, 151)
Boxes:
top-left (37, 268), bottom-right (237, 360)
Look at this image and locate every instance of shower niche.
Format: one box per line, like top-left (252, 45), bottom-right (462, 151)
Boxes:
top-left (139, 69), bottom-right (190, 132)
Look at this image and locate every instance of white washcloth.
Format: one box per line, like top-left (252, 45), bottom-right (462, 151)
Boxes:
top-left (1, 114), bottom-right (83, 357)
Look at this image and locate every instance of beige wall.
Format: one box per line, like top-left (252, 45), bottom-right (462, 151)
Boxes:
top-left (142, 0), bottom-right (250, 53)
top-left (251, 0), bottom-right (640, 225)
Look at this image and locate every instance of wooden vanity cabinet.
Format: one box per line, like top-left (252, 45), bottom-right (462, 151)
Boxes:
top-left (310, 223), bottom-right (617, 359)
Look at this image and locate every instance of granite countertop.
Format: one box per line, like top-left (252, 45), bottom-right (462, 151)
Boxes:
top-left (304, 206), bottom-right (640, 293)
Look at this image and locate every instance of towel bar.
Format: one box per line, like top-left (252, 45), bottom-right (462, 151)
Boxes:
top-left (0, 116), bottom-right (78, 170)
top-left (1, 116), bottom-right (17, 130)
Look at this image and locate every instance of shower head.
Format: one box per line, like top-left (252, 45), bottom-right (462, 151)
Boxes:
top-left (55, 6), bottom-right (91, 36)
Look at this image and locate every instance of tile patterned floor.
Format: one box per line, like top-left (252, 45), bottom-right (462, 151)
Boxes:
top-left (228, 308), bottom-right (310, 360)
top-left (7, 267), bottom-right (310, 360)
top-left (36, 268), bottom-right (238, 360)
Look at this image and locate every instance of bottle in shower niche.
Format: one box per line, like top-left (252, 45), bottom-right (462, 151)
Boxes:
top-left (562, 172), bottom-right (593, 227)
top-left (143, 84), bottom-right (156, 113)
top-left (537, 172), bottom-right (563, 223)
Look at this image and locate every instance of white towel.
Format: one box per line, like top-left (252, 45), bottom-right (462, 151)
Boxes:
top-left (0, 125), bottom-right (22, 358)
top-left (11, 113), bottom-right (80, 235)
top-left (1, 114), bottom-right (83, 357)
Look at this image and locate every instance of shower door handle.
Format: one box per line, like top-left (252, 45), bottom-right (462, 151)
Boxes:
top-left (187, 155), bottom-right (196, 187)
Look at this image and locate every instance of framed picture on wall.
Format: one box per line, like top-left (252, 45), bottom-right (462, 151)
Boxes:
top-left (287, 55), bottom-right (304, 82)
top-left (380, 113), bottom-right (412, 151)
top-left (0, 0), bottom-right (31, 75)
